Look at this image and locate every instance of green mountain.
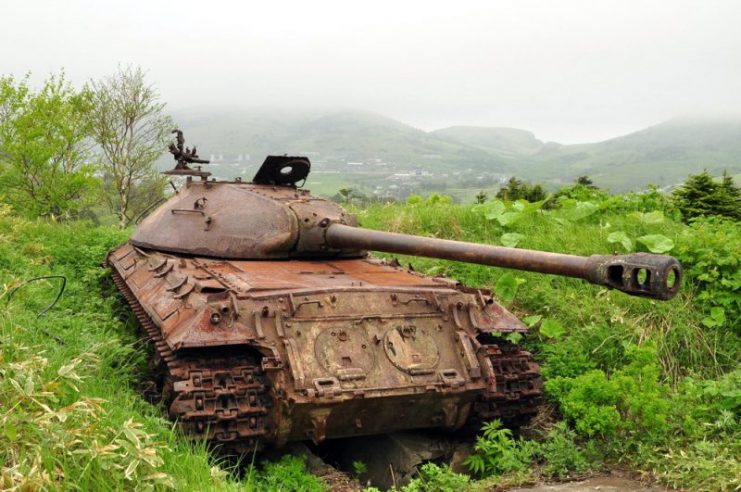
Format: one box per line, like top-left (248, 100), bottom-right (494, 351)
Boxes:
top-left (431, 126), bottom-right (544, 158)
top-left (168, 109), bottom-right (741, 198)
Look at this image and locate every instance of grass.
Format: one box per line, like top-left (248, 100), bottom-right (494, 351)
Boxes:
top-left (0, 209), bottom-right (327, 491)
top-left (353, 195), bottom-right (739, 490)
top-left (1, 188), bottom-right (738, 491)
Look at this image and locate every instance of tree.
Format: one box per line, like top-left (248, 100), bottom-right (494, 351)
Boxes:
top-left (0, 73), bottom-right (97, 219)
top-left (87, 66), bottom-right (173, 228)
top-left (496, 177), bottom-right (546, 202)
top-left (672, 170), bottom-right (740, 221)
top-left (716, 171), bottom-right (741, 220)
top-left (475, 190), bottom-right (488, 204)
top-left (575, 175), bottom-right (597, 188)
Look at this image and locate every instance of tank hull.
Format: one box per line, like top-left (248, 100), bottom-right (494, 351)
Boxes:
top-left (108, 243), bottom-right (542, 450)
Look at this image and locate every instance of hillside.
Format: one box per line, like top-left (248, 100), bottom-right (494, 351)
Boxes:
top-left (2, 197), bottom-right (738, 490)
top-left (520, 117), bottom-right (741, 190)
top-left (431, 126), bottom-right (544, 158)
top-left (167, 109), bottom-right (741, 198)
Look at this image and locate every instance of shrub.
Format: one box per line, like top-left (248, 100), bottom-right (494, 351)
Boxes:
top-left (496, 177), bottom-right (547, 202)
top-left (253, 456), bottom-right (327, 492)
top-left (402, 463), bottom-right (469, 492)
top-left (674, 217), bottom-right (740, 336)
top-left (672, 170), bottom-right (741, 221)
top-left (545, 345), bottom-right (669, 442)
top-left (464, 420), bottom-right (540, 476)
top-left (541, 423), bottom-right (590, 478)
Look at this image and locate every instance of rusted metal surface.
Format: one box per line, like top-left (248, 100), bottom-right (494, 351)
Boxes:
top-left (108, 243), bottom-right (540, 448)
top-left (325, 224), bottom-right (682, 300)
top-left (130, 177), bottom-right (682, 301)
top-left (108, 151), bottom-right (681, 450)
top-left (165, 129), bottom-right (211, 178)
top-left (252, 155), bottom-right (311, 186)
top-left (111, 266), bottom-right (271, 452)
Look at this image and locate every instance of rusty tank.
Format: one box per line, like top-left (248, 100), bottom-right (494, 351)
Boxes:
top-left (106, 135), bottom-right (682, 452)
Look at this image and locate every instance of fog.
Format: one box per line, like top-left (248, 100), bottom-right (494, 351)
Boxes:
top-left (2, 0), bottom-right (740, 142)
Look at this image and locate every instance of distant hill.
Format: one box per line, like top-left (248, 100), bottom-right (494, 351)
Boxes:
top-left (431, 126), bottom-right (544, 158)
top-left (167, 109), bottom-right (741, 197)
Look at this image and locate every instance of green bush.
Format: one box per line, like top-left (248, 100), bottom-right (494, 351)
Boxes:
top-left (541, 423), bottom-right (590, 478)
top-left (546, 345), bottom-right (669, 442)
top-left (674, 217), bottom-right (740, 336)
top-left (401, 463), bottom-right (469, 492)
top-left (251, 456), bottom-right (327, 492)
top-left (464, 420), bottom-right (540, 476)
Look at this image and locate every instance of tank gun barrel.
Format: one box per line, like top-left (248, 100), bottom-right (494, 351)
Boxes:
top-left (325, 224), bottom-right (681, 300)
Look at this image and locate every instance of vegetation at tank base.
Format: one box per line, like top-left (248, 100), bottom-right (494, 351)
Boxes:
top-left (353, 173), bottom-right (739, 491)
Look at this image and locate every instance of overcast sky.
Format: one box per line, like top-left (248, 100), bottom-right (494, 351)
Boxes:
top-left (2, 0), bottom-right (740, 143)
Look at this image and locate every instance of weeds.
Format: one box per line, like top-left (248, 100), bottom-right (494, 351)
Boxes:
top-left (358, 196), bottom-right (739, 490)
top-left (0, 216), bottom-right (328, 491)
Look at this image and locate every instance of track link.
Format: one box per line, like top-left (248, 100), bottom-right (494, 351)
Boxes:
top-left (475, 342), bottom-right (543, 424)
top-left (111, 268), bottom-right (272, 452)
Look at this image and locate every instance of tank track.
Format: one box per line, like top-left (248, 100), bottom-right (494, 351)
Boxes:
top-left (475, 341), bottom-right (543, 425)
top-left (111, 269), bottom-right (272, 453)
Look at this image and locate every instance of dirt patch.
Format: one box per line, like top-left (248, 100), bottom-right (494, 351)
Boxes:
top-left (512, 475), bottom-right (670, 491)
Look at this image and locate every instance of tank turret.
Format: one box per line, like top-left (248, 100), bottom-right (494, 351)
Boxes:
top-left (133, 155), bottom-right (681, 300)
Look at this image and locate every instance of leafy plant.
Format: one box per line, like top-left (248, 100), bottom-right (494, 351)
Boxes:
top-left (558, 200), bottom-right (599, 222)
top-left (607, 231), bottom-right (633, 251)
top-left (542, 423), bottom-right (590, 478)
top-left (539, 319), bottom-right (565, 339)
top-left (402, 463), bottom-right (469, 492)
top-left (674, 217), bottom-right (739, 334)
top-left (352, 460), bottom-right (367, 476)
top-left (546, 345), bottom-right (669, 441)
top-left (629, 210), bottom-right (665, 224)
top-left (500, 232), bottom-right (525, 248)
top-left (464, 420), bottom-right (540, 476)
top-left (636, 234), bottom-right (674, 253)
top-left (494, 272), bottom-right (522, 305)
top-left (255, 456), bottom-right (327, 492)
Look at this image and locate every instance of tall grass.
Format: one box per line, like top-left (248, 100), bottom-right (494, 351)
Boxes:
top-left (1, 196), bottom-right (737, 491)
top-left (354, 198), bottom-right (740, 490)
top-left (0, 210), bottom-right (326, 491)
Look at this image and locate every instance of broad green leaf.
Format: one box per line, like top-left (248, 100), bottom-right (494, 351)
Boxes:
top-left (484, 200), bottom-right (506, 221)
top-left (495, 273), bottom-right (518, 305)
top-left (500, 233), bottom-right (525, 248)
top-left (497, 212), bottom-right (521, 226)
top-left (540, 319), bottom-right (565, 338)
top-left (702, 307), bottom-right (726, 328)
top-left (607, 231), bottom-right (633, 251)
top-left (562, 201), bottom-right (598, 221)
top-left (637, 234), bottom-right (674, 253)
top-left (629, 211), bottom-right (665, 224)
top-left (505, 332), bottom-right (524, 344)
top-left (642, 211), bottom-right (665, 224)
top-left (522, 314), bottom-right (542, 327)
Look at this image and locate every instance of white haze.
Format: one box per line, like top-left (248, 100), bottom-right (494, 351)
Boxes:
top-left (2, 0), bottom-right (740, 143)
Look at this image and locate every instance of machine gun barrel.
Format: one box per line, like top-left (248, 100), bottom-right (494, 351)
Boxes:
top-left (325, 224), bottom-right (681, 300)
